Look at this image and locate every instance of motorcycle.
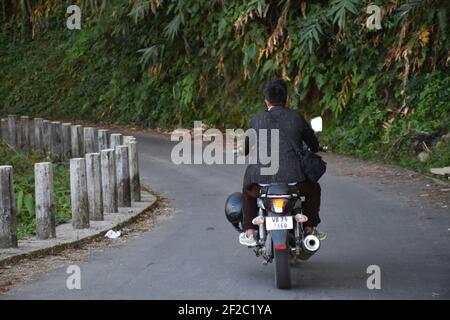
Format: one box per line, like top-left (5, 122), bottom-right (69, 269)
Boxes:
top-left (225, 117), bottom-right (326, 289)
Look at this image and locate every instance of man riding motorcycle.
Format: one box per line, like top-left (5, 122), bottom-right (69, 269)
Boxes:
top-left (239, 79), bottom-right (325, 247)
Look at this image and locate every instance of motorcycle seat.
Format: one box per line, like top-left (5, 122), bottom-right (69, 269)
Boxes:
top-left (267, 183), bottom-right (289, 195)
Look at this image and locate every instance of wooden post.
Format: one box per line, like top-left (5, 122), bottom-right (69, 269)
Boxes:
top-left (85, 153), bottom-right (103, 221)
top-left (70, 158), bottom-right (89, 229)
top-left (16, 117), bottom-right (22, 149)
top-left (110, 133), bottom-right (123, 149)
top-left (62, 123), bottom-right (72, 160)
top-left (43, 120), bottom-right (51, 155)
top-left (98, 129), bottom-right (109, 151)
top-left (19, 116), bottom-right (30, 151)
top-left (71, 125), bottom-right (83, 158)
top-left (128, 141), bottom-right (141, 202)
top-left (0, 118), bottom-right (4, 142)
top-left (83, 127), bottom-right (97, 154)
top-left (35, 162), bottom-right (56, 239)
top-left (34, 118), bottom-right (44, 152)
top-left (115, 145), bottom-right (131, 207)
top-left (123, 136), bottom-right (136, 146)
top-left (0, 166), bottom-right (17, 248)
top-left (7, 115), bottom-right (17, 149)
top-left (101, 149), bottom-right (118, 213)
top-left (51, 121), bottom-right (63, 161)
top-left (1, 118), bottom-right (7, 142)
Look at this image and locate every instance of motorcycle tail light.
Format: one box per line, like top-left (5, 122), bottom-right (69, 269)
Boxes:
top-left (271, 199), bottom-right (287, 213)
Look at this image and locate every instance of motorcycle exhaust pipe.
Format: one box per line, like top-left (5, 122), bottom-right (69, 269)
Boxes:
top-left (298, 234), bottom-right (320, 261)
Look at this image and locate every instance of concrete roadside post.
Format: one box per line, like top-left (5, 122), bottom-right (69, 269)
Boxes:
top-left (35, 162), bottom-right (56, 239)
top-left (98, 129), bottom-right (109, 152)
top-left (51, 121), bottom-right (63, 161)
top-left (43, 120), bottom-right (51, 156)
top-left (19, 116), bottom-right (30, 151)
top-left (83, 127), bottom-right (97, 154)
top-left (101, 149), bottom-right (118, 214)
top-left (128, 141), bottom-right (141, 202)
top-left (70, 158), bottom-right (90, 229)
top-left (71, 125), bottom-right (83, 158)
top-left (115, 145), bottom-right (131, 207)
top-left (34, 118), bottom-right (44, 152)
top-left (7, 115), bottom-right (17, 149)
top-left (0, 165), bottom-right (17, 248)
top-left (110, 133), bottom-right (123, 150)
top-left (86, 153), bottom-right (103, 221)
top-left (62, 123), bottom-right (72, 160)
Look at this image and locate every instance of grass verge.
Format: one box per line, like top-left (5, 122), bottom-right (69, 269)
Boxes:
top-left (0, 141), bottom-right (71, 239)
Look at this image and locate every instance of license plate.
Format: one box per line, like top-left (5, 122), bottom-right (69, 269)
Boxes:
top-left (266, 216), bottom-right (293, 231)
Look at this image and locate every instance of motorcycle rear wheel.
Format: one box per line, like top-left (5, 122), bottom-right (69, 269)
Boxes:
top-left (274, 247), bottom-right (291, 289)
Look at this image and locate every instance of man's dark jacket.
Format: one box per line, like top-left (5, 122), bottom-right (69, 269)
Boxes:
top-left (243, 105), bottom-right (319, 189)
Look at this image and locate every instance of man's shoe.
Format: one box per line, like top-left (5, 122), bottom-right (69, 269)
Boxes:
top-left (316, 231), bottom-right (327, 241)
top-left (239, 232), bottom-right (257, 247)
top-left (305, 227), bottom-right (327, 241)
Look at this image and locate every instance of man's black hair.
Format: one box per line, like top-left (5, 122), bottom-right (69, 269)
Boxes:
top-left (263, 79), bottom-right (287, 106)
top-left (272, 79), bottom-right (287, 92)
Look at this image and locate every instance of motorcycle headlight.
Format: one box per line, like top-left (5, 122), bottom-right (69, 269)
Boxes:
top-left (271, 198), bottom-right (288, 213)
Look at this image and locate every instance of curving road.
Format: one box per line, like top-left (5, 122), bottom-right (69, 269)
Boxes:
top-left (2, 132), bottom-right (449, 299)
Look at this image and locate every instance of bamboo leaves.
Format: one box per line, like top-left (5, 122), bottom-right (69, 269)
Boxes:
top-left (394, 0), bottom-right (422, 21)
top-left (128, 0), bottom-right (161, 23)
top-left (164, 14), bottom-right (182, 42)
top-left (137, 45), bottom-right (165, 70)
top-left (251, 0), bottom-right (270, 18)
top-left (327, 0), bottom-right (359, 29)
top-left (128, 0), bottom-right (151, 23)
top-left (299, 14), bottom-right (325, 54)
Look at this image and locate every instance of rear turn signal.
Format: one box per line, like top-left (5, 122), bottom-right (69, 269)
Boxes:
top-left (252, 216), bottom-right (265, 225)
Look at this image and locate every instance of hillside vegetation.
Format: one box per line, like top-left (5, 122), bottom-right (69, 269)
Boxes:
top-left (0, 0), bottom-right (449, 174)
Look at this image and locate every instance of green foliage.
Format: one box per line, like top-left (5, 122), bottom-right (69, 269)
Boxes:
top-left (395, 0), bottom-right (423, 22)
top-left (299, 13), bottom-right (326, 54)
top-left (0, 0), bottom-right (449, 173)
top-left (0, 142), bottom-right (71, 239)
top-left (404, 71), bottom-right (450, 132)
top-left (327, 0), bottom-right (359, 29)
top-left (322, 70), bottom-right (450, 173)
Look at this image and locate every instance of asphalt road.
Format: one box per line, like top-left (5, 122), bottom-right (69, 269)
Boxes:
top-left (2, 132), bottom-right (449, 299)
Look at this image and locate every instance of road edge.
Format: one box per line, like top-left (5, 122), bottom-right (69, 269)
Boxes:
top-left (0, 185), bottom-right (159, 268)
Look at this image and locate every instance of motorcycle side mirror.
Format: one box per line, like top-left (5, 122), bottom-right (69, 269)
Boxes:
top-left (311, 116), bottom-right (323, 132)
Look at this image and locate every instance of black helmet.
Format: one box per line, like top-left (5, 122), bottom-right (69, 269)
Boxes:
top-left (224, 192), bottom-right (243, 232)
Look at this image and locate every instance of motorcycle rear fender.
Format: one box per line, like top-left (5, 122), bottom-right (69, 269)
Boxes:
top-left (271, 230), bottom-right (288, 250)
